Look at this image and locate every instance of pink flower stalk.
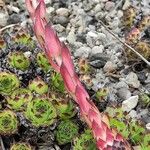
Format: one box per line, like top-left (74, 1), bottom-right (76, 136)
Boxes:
top-left (25, 0), bottom-right (131, 149)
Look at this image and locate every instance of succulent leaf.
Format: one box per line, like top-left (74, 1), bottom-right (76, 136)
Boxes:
top-left (0, 72), bottom-right (20, 95)
top-left (0, 110), bottom-right (18, 135)
top-left (24, 97), bottom-right (57, 127)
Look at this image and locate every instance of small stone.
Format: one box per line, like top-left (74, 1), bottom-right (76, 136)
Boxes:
top-left (74, 46), bottom-right (91, 58)
top-left (87, 31), bottom-right (98, 38)
top-left (54, 16), bottom-right (69, 26)
top-left (117, 10), bottom-right (123, 18)
top-left (7, 14), bottom-right (21, 24)
top-left (103, 61), bottom-right (117, 73)
top-left (0, 11), bottom-right (8, 26)
top-left (24, 51), bottom-right (31, 58)
top-left (47, 7), bottom-right (55, 15)
top-left (122, 95), bottom-right (139, 112)
top-left (126, 72), bottom-right (140, 88)
top-left (128, 110), bottom-right (137, 118)
top-left (117, 87), bottom-right (131, 100)
top-left (122, 0), bottom-right (131, 10)
top-left (67, 29), bottom-right (76, 44)
top-left (91, 45), bottom-right (104, 55)
top-left (105, 1), bottom-right (115, 11)
top-left (53, 24), bottom-right (65, 33)
top-left (94, 4), bottom-right (102, 13)
top-left (116, 81), bottom-right (129, 89)
top-left (146, 123), bottom-right (150, 130)
top-left (56, 8), bottom-right (69, 17)
top-left (89, 53), bottom-right (109, 68)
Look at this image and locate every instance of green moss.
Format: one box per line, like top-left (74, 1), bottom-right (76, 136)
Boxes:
top-left (10, 142), bottom-right (31, 150)
top-left (7, 88), bottom-right (33, 111)
top-left (37, 52), bottom-right (51, 73)
top-left (8, 52), bottom-right (30, 71)
top-left (55, 120), bottom-right (79, 145)
top-left (24, 97), bottom-right (57, 127)
top-left (0, 72), bottom-right (20, 95)
top-left (74, 130), bottom-right (97, 150)
top-left (29, 77), bottom-right (48, 95)
top-left (0, 110), bottom-right (18, 135)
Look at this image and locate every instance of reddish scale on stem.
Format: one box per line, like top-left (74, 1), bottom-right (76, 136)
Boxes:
top-left (25, 0), bottom-right (132, 149)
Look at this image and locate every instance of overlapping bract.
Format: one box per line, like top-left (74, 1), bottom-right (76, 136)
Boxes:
top-left (25, 0), bottom-right (131, 149)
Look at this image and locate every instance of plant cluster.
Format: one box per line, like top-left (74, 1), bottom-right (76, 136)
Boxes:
top-left (123, 8), bottom-right (150, 61)
top-left (24, 97), bottom-right (57, 127)
top-left (0, 72), bottom-right (20, 95)
top-left (73, 129), bottom-right (97, 150)
top-left (10, 142), bottom-right (32, 150)
top-left (0, 110), bottom-right (18, 135)
top-left (8, 52), bottom-right (30, 71)
top-left (78, 58), bottom-right (90, 75)
top-left (55, 120), bottom-right (79, 145)
top-left (105, 106), bottom-right (150, 148)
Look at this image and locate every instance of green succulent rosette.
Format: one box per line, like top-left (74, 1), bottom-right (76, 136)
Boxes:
top-left (8, 51), bottom-right (30, 71)
top-left (37, 52), bottom-right (51, 72)
top-left (10, 142), bottom-right (32, 150)
top-left (0, 110), bottom-right (18, 135)
top-left (74, 130), bottom-right (97, 150)
top-left (55, 99), bottom-right (77, 119)
top-left (55, 120), bottom-right (79, 145)
top-left (0, 72), bottom-right (20, 95)
top-left (14, 33), bottom-right (34, 48)
top-left (24, 97), bottom-right (57, 127)
top-left (29, 77), bottom-right (48, 95)
top-left (7, 88), bottom-right (33, 111)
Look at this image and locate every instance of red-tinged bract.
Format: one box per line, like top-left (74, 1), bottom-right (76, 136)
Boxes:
top-left (25, 0), bottom-right (132, 149)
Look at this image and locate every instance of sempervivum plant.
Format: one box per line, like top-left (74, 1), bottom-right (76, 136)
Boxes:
top-left (0, 72), bottom-right (20, 95)
top-left (8, 51), bottom-right (30, 71)
top-left (24, 97), bottom-right (57, 127)
top-left (0, 110), bottom-right (18, 135)
top-left (36, 52), bottom-right (51, 72)
top-left (14, 33), bottom-right (34, 48)
top-left (73, 130), bottom-right (97, 150)
top-left (55, 120), bottom-right (79, 145)
top-left (10, 142), bottom-right (32, 150)
top-left (29, 77), bottom-right (48, 95)
top-left (7, 88), bottom-right (33, 111)
top-left (54, 99), bottom-right (77, 119)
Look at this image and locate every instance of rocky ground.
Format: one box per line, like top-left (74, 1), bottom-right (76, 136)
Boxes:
top-left (0, 0), bottom-right (150, 150)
